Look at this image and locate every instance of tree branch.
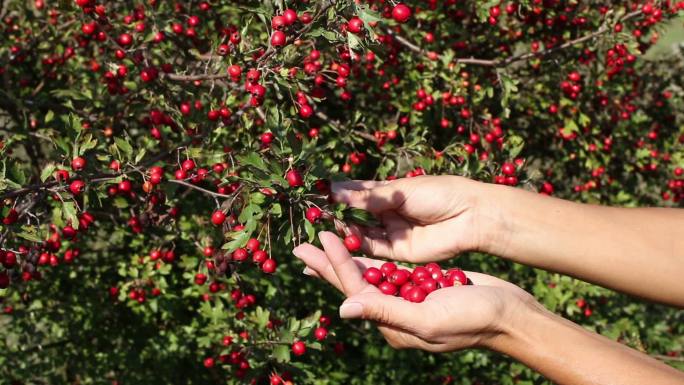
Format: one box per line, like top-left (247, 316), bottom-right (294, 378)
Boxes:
top-left (385, 9), bottom-right (644, 68)
top-left (167, 179), bottom-right (234, 199)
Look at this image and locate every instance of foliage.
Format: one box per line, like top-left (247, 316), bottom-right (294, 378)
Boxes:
top-left (0, 0), bottom-right (683, 384)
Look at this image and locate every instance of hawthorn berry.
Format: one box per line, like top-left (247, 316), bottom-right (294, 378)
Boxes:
top-left (305, 207), bottom-right (322, 223)
top-left (282, 9), bottom-right (298, 25)
top-left (343, 234), bottom-right (361, 252)
top-left (285, 169), bottom-right (303, 187)
top-left (232, 248), bottom-right (248, 261)
top-left (363, 267), bottom-right (383, 285)
top-left (261, 258), bottom-right (277, 274)
top-left (242, 239), bottom-right (259, 254)
top-left (69, 180), bottom-right (85, 195)
top-left (252, 250), bottom-right (268, 264)
top-left (406, 286), bottom-right (427, 303)
top-left (392, 4), bottom-right (412, 23)
top-left (347, 17), bottom-right (364, 34)
top-left (291, 341), bottom-right (306, 356)
top-left (378, 281), bottom-right (398, 295)
top-left (271, 31), bottom-right (287, 47)
top-left (314, 327), bottom-right (328, 341)
top-left (71, 156), bottom-right (86, 171)
top-left (211, 210), bottom-right (226, 226)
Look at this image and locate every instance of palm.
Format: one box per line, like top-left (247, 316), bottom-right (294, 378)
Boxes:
top-left (294, 232), bottom-right (533, 352)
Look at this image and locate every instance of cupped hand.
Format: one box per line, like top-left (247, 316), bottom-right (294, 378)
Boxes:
top-left (293, 232), bottom-right (536, 353)
top-left (332, 176), bottom-right (502, 263)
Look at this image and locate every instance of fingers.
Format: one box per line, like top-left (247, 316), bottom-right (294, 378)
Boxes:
top-left (331, 180), bottom-right (405, 213)
top-left (339, 290), bottom-right (424, 332)
top-left (294, 243), bottom-right (344, 291)
top-left (294, 242), bottom-right (385, 291)
top-left (318, 231), bottom-right (368, 295)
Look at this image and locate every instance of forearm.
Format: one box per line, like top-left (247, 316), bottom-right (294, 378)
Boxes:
top-left (478, 183), bottom-right (684, 307)
top-left (492, 304), bottom-right (684, 385)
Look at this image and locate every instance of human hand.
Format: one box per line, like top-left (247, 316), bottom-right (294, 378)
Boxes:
top-left (332, 176), bottom-right (503, 262)
top-left (293, 232), bottom-right (537, 352)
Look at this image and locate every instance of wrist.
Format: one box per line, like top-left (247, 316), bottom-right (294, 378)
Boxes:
top-left (470, 181), bottom-right (517, 257)
top-left (484, 293), bottom-right (552, 357)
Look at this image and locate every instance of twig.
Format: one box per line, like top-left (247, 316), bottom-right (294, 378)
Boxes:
top-left (385, 9), bottom-right (643, 68)
top-left (498, 10), bottom-right (643, 67)
top-left (167, 179), bottom-right (234, 199)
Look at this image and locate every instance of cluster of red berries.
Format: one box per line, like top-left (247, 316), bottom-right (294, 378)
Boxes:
top-left (363, 262), bottom-right (469, 303)
top-left (493, 160), bottom-right (523, 186)
top-left (230, 238), bottom-right (277, 274)
top-left (560, 71), bottom-right (583, 100)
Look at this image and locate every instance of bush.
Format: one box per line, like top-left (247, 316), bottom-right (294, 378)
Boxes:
top-left (0, 1), bottom-right (683, 384)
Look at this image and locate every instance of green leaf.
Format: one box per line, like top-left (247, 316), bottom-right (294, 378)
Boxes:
top-left (507, 135), bottom-right (525, 159)
top-left (62, 201), bottom-right (79, 230)
top-left (8, 162), bottom-right (27, 185)
top-left (40, 163), bottom-right (57, 182)
top-left (304, 218), bottom-right (315, 242)
top-left (44, 110), bottom-right (54, 124)
top-left (237, 152), bottom-right (268, 172)
top-left (345, 207), bottom-right (379, 227)
top-left (273, 344), bottom-right (291, 363)
top-left (222, 230), bottom-right (251, 252)
top-left (17, 226), bottom-right (43, 242)
top-left (114, 137), bottom-right (133, 159)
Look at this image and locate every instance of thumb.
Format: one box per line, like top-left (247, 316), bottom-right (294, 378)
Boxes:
top-left (339, 292), bottom-right (421, 327)
top-left (332, 182), bottom-right (404, 213)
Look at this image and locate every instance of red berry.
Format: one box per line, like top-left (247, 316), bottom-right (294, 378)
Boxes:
top-left (195, 273), bottom-right (207, 285)
top-left (228, 65), bottom-right (241, 78)
top-left (299, 104), bottom-right (314, 118)
top-left (446, 268), bottom-right (468, 286)
top-left (261, 258), bottom-right (277, 273)
top-left (388, 269), bottom-right (411, 286)
top-left (71, 156), bottom-right (86, 171)
top-left (271, 15), bottom-right (286, 30)
top-left (118, 33), bottom-right (133, 46)
top-left (501, 162), bottom-right (516, 176)
top-left (343, 234), bottom-right (362, 252)
top-left (246, 238), bottom-right (260, 252)
top-left (203, 357), bottom-right (215, 368)
top-left (391, 4), bottom-right (412, 23)
top-left (380, 262), bottom-right (397, 276)
top-left (378, 281), bottom-right (398, 295)
top-left (252, 250), bottom-right (268, 264)
top-left (174, 169), bottom-right (187, 180)
top-left (211, 210), bottom-right (226, 226)
top-left (305, 207), bottom-right (322, 223)
top-left (69, 180), bottom-right (85, 195)
top-left (406, 286), bottom-right (427, 303)
top-left (399, 282), bottom-right (414, 299)
top-left (182, 159), bottom-right (196, 171)
top-left (410, 266), bottom-right (430, 284)
top-left (282, 9), bottom-right (298, 25)
top-left (292, 341), bottom-right (306, 356)
top-left (363, 267), bottom-right (383, 286)
top-left (347, 17), bottom-right (364, 34)
top-left (270, 31), bottom-right (287, 47)
top-left (232, 248), bottom-right (248, 261)
top-left (419, 278), bottom-right (438, 294)
top-left (285, 169), bottom-right (303, 187)
top-left (314, 326), bottom-right (328, 341)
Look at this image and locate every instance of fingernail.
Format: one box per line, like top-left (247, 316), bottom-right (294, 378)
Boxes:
top-left (339, 302), bottom-right (364, 318)
top-left (302, 267), bottom-right (314, 276)
top-left (292, 246), bottom-right (304, 259)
